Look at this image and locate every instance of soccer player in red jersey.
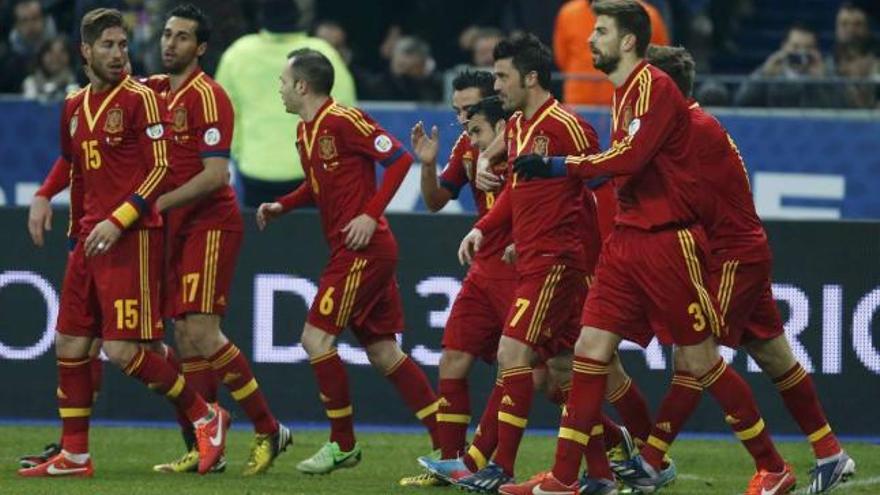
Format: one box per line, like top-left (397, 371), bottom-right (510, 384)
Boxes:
top-left (503, 2), bottom-right (793, 494)
top-left (139, 4), bottom-right (291, 475)
top-left (18, 157), bottom-right (105, 469)
top-left (438, 33), bottom-right (643, 492)
top-left (18, 8), bottom-right (228, 478)
top-left (628, 44), bottom-right (854, 495)
top-left (398, 71), bottom-right (515, 488)
top-left (258, 48), bottom-right (440, 474)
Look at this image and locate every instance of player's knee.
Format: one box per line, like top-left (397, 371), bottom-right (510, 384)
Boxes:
top-left (496, 337), bottom-right (531, 369)
top-left (301, 324), bottom-right (334, 357)
top-left (672, 347), bottom-right (689, 372)
top-left (54, 333), bottom-right (92, 359)
top-left (366, 340), bottom-right (404, 372)
top-left (101, 340), bottom-right (139, 368)
top-left (573, 326), bottom-right (617, 361)
top-left (746, 337), bottom-right (796, 378)
top-left (677, 337), bottom-right (720, 377)
top-left (439, 350), bottom-right (474, 378)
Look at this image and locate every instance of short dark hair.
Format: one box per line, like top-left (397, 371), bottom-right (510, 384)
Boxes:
top-left (287, 48), bottom-right (334, 95)
top-left (466, 95), bottom-right (508, 126)
top-left (167, 3), bottom-right (211, 44)
top-left (452, 69), bottom-right (496, 98)
top-left (81, 8), bottom-right (124, 45)
top-left (592, 0), bottom-right (652, 57)
top-left (839, 2), bottom-right (867, 15)
top-left (646, 45), bottom-right (695, 97)
top-left (492, 33), bottom-right (553, 90)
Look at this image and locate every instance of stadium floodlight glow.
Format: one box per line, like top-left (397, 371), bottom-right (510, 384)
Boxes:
top-left (0, 271), bottom-right (58, 360)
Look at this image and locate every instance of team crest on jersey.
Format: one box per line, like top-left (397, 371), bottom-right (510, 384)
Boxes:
top-left (532, 135), bottom-right (550, 156)
top-left (318, 135), bottom-right (338, 160)
top-left (69, 115), bottom-right (78, 136)
top-left (172, 107), bottom-right (188, 132)
top-left (104, 108), bottom-right (124, 134)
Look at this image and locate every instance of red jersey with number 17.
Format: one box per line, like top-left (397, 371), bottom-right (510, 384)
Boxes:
top-left (144, 70), bottom-right (242, 234)
top-left (62, 76), bottom-right (169, 236)
top-left (439, 131), bottom-right (515, 279)
top-left (689, 102), bottom-right (770, 263)
top-left (477, 97), bottom-right (600, 276)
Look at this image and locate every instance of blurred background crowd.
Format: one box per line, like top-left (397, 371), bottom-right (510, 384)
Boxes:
top-left (0, 0), bottom-right (878, 108)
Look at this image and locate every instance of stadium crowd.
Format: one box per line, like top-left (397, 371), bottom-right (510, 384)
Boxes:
top-left (0, 0), bottom-right (878, 108)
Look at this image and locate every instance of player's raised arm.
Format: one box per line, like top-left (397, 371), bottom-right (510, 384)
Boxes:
top-left (412, 121), bottom-right (454, 212)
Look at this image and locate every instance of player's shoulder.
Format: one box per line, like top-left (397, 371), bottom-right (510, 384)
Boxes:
top-left (689, 102), bottom-right (727, 140)
top-left (138, 74), bottom-right (169, 92)
top-left (451, 130), bottom-right (471, 153)
top-left (187, 72), bottom-right (232, 123)
top-left (197, 72), bottom-right (231, 99)
top-left (325, 102), bottom-right (377, 136)
top-left (643, 63), bottom-right (680, 95)
top-left (64, 86), bottom-right (87, 107)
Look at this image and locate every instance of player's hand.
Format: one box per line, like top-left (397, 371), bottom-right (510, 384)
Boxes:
top-left (411, 121), bottom-right (440, 165)
top-left (28, 195), bottom-right (52, 247)
top-left (513, 153), bottom-right (553, 179)
top-left (256, 202), bottom-right (283, 231)
top-left (342, 213), bottom-right (378, 251)
top-left (84, 220), bottom-right (122, 257)
top-left (475, 156), bottom-right (502, 192)
top-left (458, 228), bottom-right (483, 265)
top-left (501, 243), bottom-right (517, 264)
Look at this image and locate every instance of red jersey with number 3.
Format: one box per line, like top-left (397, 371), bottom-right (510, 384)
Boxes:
top-left (440, 131), bottom-right (515, 279)
top-left (689, 102), bottom-right (770, 263)
top-left (295, 98), bottom-right (413, 258)
top-left (477, 97), bottom-right (601, 276)
top-left (62, 76), bottom-right (169, 236)
top-left (144, 70), bottom-right (242, 234)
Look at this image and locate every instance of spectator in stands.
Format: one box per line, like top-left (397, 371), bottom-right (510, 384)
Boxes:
top-left (553, 0), bottom-right (669, 105)
top-left (360, 36), bottom-right (442, 102)
top-left (22, 35), bottom-right (79, 101)
top-left (314, 19), bottom-right (352, 65)
top-left (0, 0), bottom-right (57, 93)
top-left (471, 27), bottom-right (503, 68)
top-left (826, 2), bottom-right (879, 108)
top-left (734, 23), bottom-right (846, 108)
top-left (215, 0), bottom-right (356, 207)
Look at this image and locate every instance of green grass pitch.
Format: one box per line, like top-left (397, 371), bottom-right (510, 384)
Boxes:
top-left (1, 426), bottom-right (877, 494)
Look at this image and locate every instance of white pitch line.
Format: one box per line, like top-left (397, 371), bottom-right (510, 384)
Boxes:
top-left (793, 475), bottom-right (880, 494)
top-left (677, 473), bottom-right (716, 483)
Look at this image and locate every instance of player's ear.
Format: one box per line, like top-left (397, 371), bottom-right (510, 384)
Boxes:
top-left (196, 42), bottom-right (207, 58)
top-left (493, 119), bottom-right (506, 135)
top-left (621, 33), bottom-right (635, 54)
top-left (80, 43), bottom-right (90, 65)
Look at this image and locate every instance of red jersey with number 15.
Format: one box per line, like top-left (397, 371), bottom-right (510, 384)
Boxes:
top-left (62, 76), bottom-right (169, 236)
top-left (440, 131), bottom-right (515, 279)
top-left (144, 70), bottom-right (242, 234)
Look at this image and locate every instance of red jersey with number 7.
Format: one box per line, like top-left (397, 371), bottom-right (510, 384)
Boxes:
top-left (440, 131), bottom-right (515, 279)
top-left (62, 76), bottom-right (170, 236)
top-left (476, 97), bottom-right (601, 276)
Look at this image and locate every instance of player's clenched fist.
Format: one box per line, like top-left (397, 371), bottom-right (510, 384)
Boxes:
top-left (501, 243), bottom-right (517, 265)
top-left (458, 228), bottom-right (484, 265)
top-left (256, 202), bottom-right (283, 231)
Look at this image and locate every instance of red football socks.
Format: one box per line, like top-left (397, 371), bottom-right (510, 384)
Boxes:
top-left (208, 342), bottom-right (278, 435)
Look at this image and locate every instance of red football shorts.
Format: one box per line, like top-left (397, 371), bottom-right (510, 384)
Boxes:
top-left (582, 226), bottom-right (723, 348)
top-left (57, 229), bottom-right (164, 341)
top-left (712, 257), bottom-right (784, 348)
top-left (503, 264), bottom-right (587, 361)
top-left (442, 271), bottom-right (516, 363)
top-left (164, 229), bottom-right (241, 318)
top-left (307, 253), bottom-right (405, 346)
